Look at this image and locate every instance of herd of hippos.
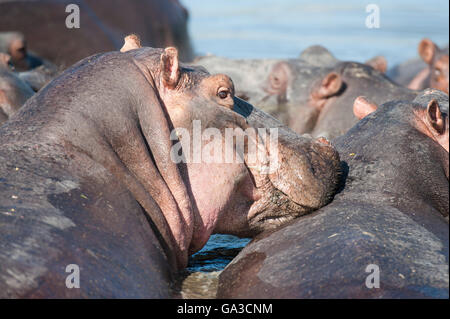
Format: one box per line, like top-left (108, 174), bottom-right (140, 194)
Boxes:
top-left (0, 0), bottom-right (448, 299)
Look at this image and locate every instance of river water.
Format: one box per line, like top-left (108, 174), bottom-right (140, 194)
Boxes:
top-left (176, 0), bottom-right (449, 298)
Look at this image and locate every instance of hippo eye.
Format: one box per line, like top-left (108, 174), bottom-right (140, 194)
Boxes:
top-left (217, 88), bottom-right (230, 99)
top-left (434, 69), bottom-right (442, 77)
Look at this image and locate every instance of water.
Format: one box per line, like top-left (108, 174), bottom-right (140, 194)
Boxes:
top-left (177, 0), bottom-right (449, 297)
top-left (184, 0), bottom-right (449, 66)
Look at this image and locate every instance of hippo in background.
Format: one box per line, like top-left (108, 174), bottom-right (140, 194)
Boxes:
top-left (0, 31), bottom-right (50, 71)
top-left (218, 89), bottom-right (449, 299)
top-left (0, 53), bottom-right (34, 124)
top-left (388, 39), bottom-right (449, 94)
top-left (194, 46), bottom-right (389, 130)
top-left (299, 44), bottom-right (388, 73)
top-left (264, 59), bottom-right (417, 139)
top-left (0, 36), bottom-right (341, 298)
top-left (0, 0), bottom-right (194, 67)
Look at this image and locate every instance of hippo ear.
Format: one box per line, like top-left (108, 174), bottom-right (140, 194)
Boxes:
top-left (120, 34), bottom-right (142, 52)
top-left (353, 96), bottom-right (378, 119)
top-left (365, 55), bottom-right (387, 73)
top-left (419, 38), bottom-right (437, 65)
top-left (426, 99), bottom-right (445, 134)
top-left (316, 72), bottom-right (343, 99)
top-left (160, 47), bottom-right (181, 89)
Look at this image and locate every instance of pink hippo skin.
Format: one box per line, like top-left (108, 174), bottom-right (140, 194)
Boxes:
top-left (0, 37), bottom-right (341, 297)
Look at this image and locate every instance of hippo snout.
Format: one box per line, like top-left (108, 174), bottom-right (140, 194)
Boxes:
top-left (269, 133), bottom-right (341, 211)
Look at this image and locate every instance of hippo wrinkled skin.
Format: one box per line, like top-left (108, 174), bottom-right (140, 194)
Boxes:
top-left (218, 89), bottom-right (449, 299)
top-left (0, 38), bottom-right (341, 298)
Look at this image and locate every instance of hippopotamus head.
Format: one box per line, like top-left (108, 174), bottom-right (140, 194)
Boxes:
top-left (418, 39), bottom-right (449, 94)
top-left (0, 32), bottom-right (26, 64)
top-left (263, 59), bottom-right (415, 138)
top-left (262, 59), bottom-right (344, 134)
top-left (0, 53), bottom-right (34, 124)
top-left (115, 37), bottom-right (341, 267)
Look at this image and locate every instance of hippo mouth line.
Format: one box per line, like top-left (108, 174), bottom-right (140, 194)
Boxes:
top-left (247, 186), bottom-right (315, 232)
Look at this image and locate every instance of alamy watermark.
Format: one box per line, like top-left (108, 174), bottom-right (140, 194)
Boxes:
top-left (65, 4), bottom-right (80, 29)
top-left (365, 264), bottom-right (380, 288)
top-left (365, 4), bottom-right (380, 29)
top-left (65, 264), bottom-right (80, 289)
top-left (169, 120), bottom-right (280, 174)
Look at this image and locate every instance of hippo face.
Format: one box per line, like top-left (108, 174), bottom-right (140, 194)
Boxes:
top-left (419, 39), bottom-right (449, 94)
top-left (125, 42), bottom-right (341, 257)
top-left (0, 53), bottom-right (34, 124)
top-left (263, 60), bottom-right (343, 134)
top-left (127, 48), bottom-right (339, 253)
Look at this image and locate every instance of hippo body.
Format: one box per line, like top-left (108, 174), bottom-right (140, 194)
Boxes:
top-left (218, 90), bottom-right (449, 298)
top-left (0, 43), bottom-right (341, 298)
top-left (0, 0), bottom-right (194, 66)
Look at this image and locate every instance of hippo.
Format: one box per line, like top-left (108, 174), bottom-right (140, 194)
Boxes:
top-left (388, 40), bottom-right (449, 94)
top-left (0, 31), bottom-right (49, 71)
top-left (264, 60), bottom-right (417, 139)
top-left (299, 45), bottom-right (387, 74)
top-left (0, 53), bottom-right (35, 125)
top-left (217, 89), bottom-right (449, 299)
top-left (0, 37), bottom-right (341, 298)
top-left (194, 48), bottom-right (393, 139)
top-left (409, 39), bottom-right (449, 94)
top-left (0, 0), bottom-right (194, 67)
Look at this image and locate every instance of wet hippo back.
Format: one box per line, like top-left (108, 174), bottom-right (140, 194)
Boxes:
top-left (217, 90), bottom-right (449, 298)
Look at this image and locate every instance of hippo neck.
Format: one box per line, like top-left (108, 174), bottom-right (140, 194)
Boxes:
top-left (335, 123), bottom-right (449, 221)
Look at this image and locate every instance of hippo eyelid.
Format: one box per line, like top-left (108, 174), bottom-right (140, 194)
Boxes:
top-left (217, 87), bottom-right (230, 99)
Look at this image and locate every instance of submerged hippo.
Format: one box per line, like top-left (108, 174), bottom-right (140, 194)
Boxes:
top-left (265, 60), bottom-right (417, 139)
top-left (0, 53), bottom-right (34, 124)
top-left (218, 89), bottom-right (449, 298)
top-left (0, 0), bottom-right (194, 66)
top-left (0, 38), bottom-right (341, 298)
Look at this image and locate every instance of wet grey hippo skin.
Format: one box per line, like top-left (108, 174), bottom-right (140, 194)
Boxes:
top-left (0, 0), bottom-right (194, 66)
top-left (217, 90), bottom-right (449, 299)
top-left (0, 40), bottom-right (341, 297)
